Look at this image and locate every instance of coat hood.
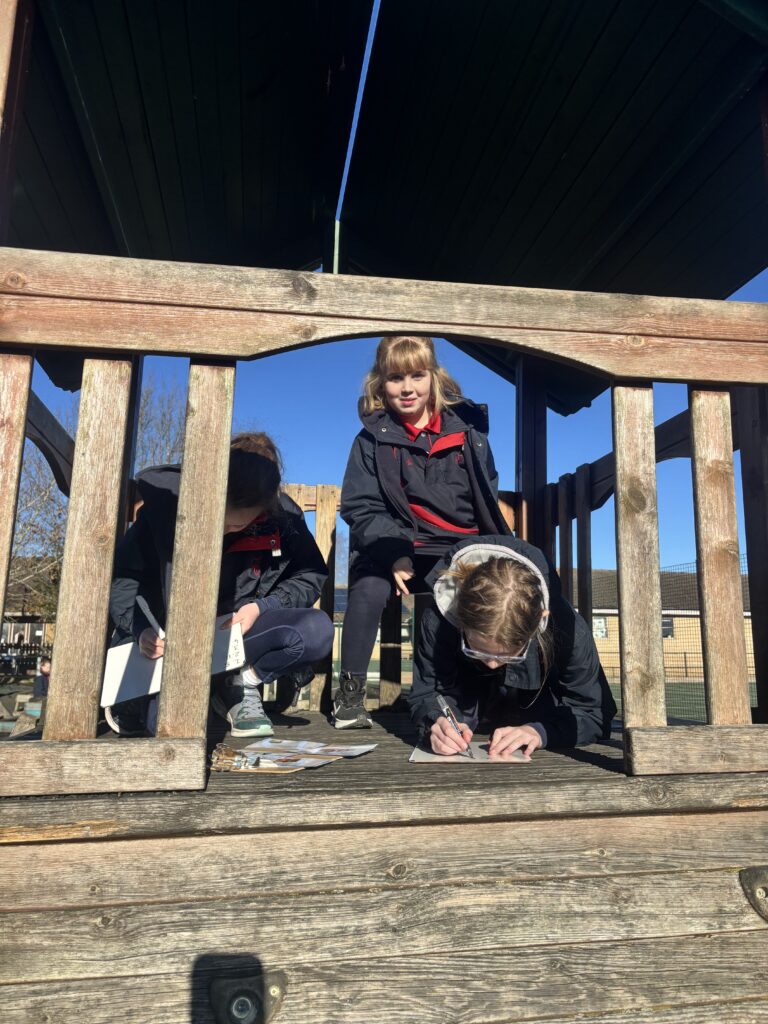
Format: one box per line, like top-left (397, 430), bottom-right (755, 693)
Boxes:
top-left (432, 538), bottom-right (551, 634)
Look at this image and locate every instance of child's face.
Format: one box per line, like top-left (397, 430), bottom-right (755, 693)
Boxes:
top-left (223, 505), bottom-right (262, 534)
top-left (383, 368), bottom-right (431, 422)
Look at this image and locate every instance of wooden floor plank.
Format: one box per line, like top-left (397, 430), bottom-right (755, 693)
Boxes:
top-left (2, 932), bottom-right (768, 1023)
top-left (5, 809), bottom-right (768, 912)
top-left (2, 868), bottom-right (765, 984)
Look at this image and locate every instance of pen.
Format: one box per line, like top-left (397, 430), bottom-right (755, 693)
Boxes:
top-left (136, 596), bottom-right (166, 640)
top-left (436, 695), bottom-right (474, 759)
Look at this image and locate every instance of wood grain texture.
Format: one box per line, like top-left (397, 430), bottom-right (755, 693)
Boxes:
top-left (3, 246), bottom-right (768, 344)
top-left (2, 299), bottom-right (768, 386)
top-left (43, 358), bottom-right (133, 741)
top-left (2, 868), bottom-right (765, 984)
top-left (310, 483), bottom-right (337, 711)
top-left (689, 388), bottom-right (751, 724)
top-left (513, 1001), bottom-right (768, 1024)
top-left (6, 809), bottom-right (768, 913)
top-left (0, 738), bottom-right (205, 796)
top-left (627, 725), bottom-right (768, 775)
top-left (5, 714), bottom-right (768, 843)
top-left (558, 473), bottom-right (573, 602)
top-left (2, 932), bottom-right (768, 1024)
top-left (612, 386), bottom-right (666, 729)
top-left (574, 463), bottom-right (592, 628)
top-left (733, 385), bottom-right (768, 721)
top-left (0, 351), bottom-right (31, 620)
top-left (155, 361), bottom-right (234, 740)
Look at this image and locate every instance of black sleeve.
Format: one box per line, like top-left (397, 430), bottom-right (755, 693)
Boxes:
top-left (408, 605), bottom-right (477, 742)
top-left (108, 511), bottom-right (161, 644)
top-left (340, 433), bottom-right (413, 569)
top-left (485, 439), bottom-right (500, 501)
top-left (247, 512), bottom-right (328, 611)
top-left (527, 597), bottom-right (617, 748)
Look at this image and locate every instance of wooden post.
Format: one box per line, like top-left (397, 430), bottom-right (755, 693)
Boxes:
top-left (516, 357), bottom-right (547, 547)
top-left (43, 358), bottom-right (134, 740)
top-left (378, 593), bottom-right (402, 709)
top-left (0, 0), bottom-right (33, 237)
top-left (311, 484), bottom-right (337, 712)
top-left (575, 463), bottom-right (593, 629)
top-left (689, 388), bottom-right (751, 725)
top-left (155, 361), bottom-right (235, 740)
top-left (0, 2), bottom-right (34, 629)
top-left (558, 473), bottom-right (574, 602)
top-left (612, 385), bottom-right (666, 732)
top-left (733, 385), bottom-right (768, 722)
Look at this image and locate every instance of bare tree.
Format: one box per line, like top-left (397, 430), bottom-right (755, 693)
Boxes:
top-left (134, 372), bottom-right (187, 473)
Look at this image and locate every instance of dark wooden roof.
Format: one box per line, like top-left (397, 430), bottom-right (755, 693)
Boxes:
top-left (9, 1), bottom-right (768, 410)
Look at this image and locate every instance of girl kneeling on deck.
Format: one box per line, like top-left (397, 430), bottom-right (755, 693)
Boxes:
top-left (107, 432), bottom-right (334, 738)
top-left (337, 335), bottom-right (510, 729)
top-left (408, 536), bottom-right (617, 759)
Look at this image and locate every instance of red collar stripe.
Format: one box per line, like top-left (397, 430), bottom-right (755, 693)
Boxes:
top-left (225, 531), bottom-right (281, 554)
top-left (408, 503), bottom-right (479, 535)
top-left (427, 431), bottom-right (465, 457)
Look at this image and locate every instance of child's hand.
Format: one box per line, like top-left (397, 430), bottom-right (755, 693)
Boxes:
top-left (392, 557), bottom-right (415, 596)
top-left (138, 628), bottom-right (165, 659)
top-left (224, 602), bottom-right (261, 636)
top-left (430, 716), bottom-right (473, 755)
top-left (488, 725), bottom-right (541, 760)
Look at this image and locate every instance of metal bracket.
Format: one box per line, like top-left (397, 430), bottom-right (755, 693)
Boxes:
top-left (739, 867), bottom-right (768, 922)
top-left (210, 969), bottom-right (288, 1024)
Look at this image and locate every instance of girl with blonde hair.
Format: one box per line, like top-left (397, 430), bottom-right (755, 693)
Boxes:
top-left (408, 535), bottom-right (616, 758)
top-left (336, 335), bottom-right (510, 728)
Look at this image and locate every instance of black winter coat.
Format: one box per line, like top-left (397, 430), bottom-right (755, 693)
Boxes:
top-left (407, 536), bottom-right (617, 749)
top-left (109, 465), bottom-right (328, 644)
top-left (340, 397), bottom-right (509, 573)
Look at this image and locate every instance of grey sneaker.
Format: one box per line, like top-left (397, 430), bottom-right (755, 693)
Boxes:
top-left (211, 674), bottom-right (274, 737)
top-left (333, 672), bottom-right (372, 730)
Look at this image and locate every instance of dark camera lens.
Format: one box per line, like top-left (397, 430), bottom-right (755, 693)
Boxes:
top-left (228, 992), bottom-right (258, 1024)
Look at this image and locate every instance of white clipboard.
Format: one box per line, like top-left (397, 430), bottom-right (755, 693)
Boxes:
top-left (101, 608), bottom-right (245, 707)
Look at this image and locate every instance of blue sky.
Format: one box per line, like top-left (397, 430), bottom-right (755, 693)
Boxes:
top-left (30, 264), bottom-right (768, 572)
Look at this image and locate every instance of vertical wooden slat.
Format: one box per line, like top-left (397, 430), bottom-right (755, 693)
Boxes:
top-left (310, 484), bottom-right (338, 712)
top-left (541, 482), bottom-right (557, 564)
top-left (689, 388), bottom-right (751, 725)
top-left (612, 385), bottom-right (666, 729)
top-left (378, 593), bottom-right (402, 709)
top-left (515, 357), bottom-right (548, 547)
top-left (155, 361), bottom-right (234, 740)
top-left (43, 358), bottom-right (133, 740)
top-left (733, 385), bottom-right (768, 722)
top-left (558, 473), bottom-right (574, 602)
top-left (0, 0), bottom-right (33, 238)
top-left (0, 352), bottom-right (32, 619)
top-left (575, 463), bottom-right (593, 629)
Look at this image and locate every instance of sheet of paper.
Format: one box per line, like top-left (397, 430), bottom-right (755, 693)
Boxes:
top-left (409, 741), bottom-right (531, 764)
top-left (101, 615), bottom-right (245, 707)
top-left (244, 738), bottom-right (377, 758)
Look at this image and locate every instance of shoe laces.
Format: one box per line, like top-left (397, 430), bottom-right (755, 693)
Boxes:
top-left (337, 676), bottom-right (365, 708)
top-left (240, 685), bottom-right (266, 718)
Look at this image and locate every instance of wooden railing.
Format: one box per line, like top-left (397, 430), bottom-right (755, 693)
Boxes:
top-left (2, 246), bottom-right (768, 796)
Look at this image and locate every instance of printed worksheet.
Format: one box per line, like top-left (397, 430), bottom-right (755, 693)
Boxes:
top-left (409, 741), bottom-right (531, 764)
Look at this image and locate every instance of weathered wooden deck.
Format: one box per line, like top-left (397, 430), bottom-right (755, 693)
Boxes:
top-left (2, 714), bottom-right (768, 1023)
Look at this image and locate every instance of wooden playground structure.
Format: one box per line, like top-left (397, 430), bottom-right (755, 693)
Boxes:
top-left (3, 1), bottom-right (768, 1022)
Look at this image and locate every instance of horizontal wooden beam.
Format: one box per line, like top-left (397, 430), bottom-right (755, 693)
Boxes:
top-left (2, 246), bottom-right (768, 343)
top-left (626, 725), bottom-right (768, 775)
top-left (2, 293), bottom-right (768, 385)
top-left (0, 739), bottom-right (206, 796)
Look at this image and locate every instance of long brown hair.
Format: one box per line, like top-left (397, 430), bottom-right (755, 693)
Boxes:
top-left (448, 557), bottom-right (552, 673)
top-left (361, 336), bottom-right (462, 415)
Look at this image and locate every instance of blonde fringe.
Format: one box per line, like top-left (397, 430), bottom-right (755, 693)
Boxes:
top-left (361, 336), bottom-right (462, 415)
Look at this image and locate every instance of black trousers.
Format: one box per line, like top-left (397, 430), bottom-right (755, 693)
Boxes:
top-left (340, 555), bottom-right (440, 677)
